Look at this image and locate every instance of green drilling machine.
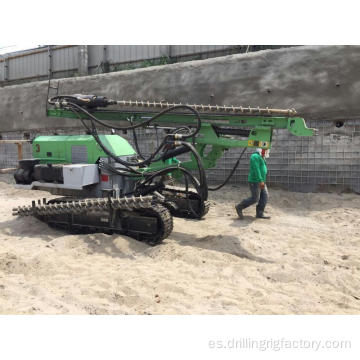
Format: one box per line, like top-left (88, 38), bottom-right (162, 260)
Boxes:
top-left (12, 92), bottom-right (316, 245)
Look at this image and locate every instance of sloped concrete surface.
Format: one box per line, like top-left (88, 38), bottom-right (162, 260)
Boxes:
top-left (1, 45), bottom-right (360, 132)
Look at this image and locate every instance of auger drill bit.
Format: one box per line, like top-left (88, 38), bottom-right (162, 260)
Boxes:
top-left (115, 100), bottom-right (297, 117)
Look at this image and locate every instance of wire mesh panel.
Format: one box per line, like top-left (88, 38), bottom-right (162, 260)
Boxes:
top-left (0, 136), bottom-right (33, 168)
top-left (1, 119), bottom-right (359, 193)
top-left (228, 119), bottom-right (360, 193)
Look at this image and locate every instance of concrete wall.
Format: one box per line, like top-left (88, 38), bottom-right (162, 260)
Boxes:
top-left (0, 45), bottom-right (359, 192)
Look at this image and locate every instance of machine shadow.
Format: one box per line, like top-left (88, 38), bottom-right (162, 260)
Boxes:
top-left (0, 216), bottom-right (272, 263)
top-left (0, 217), bottom-right (146, 259)
top-left (0, 217), bottom-right (61, 242)
top-left (1, 216), bottom-right (272, 262)
top-left (170, 231), bottom-right (272, 263)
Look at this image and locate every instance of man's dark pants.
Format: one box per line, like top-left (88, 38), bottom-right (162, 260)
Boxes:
top-left (237, 182), bottom-right (268, 215)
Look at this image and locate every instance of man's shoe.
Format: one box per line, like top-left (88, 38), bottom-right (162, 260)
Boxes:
top-left (235, 204), bottom-right (244, 219)
top-left (256, 213), bottom-right (271, 219)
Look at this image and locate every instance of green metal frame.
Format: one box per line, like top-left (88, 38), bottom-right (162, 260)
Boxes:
top-left (44, 108), bottom-right (315, 176)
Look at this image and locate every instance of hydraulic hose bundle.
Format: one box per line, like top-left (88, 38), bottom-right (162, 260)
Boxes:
top-left (50, 95), bottom-right (208, 217)
top-left (49, 94), bottom-right (251, 217)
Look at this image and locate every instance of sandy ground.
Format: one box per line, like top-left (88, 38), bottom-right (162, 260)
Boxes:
top-left (0, 174), bottom-right (359, 314)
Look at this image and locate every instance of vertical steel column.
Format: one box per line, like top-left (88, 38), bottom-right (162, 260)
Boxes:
top-left (48, 46), bottom-right (53, 79)
top-left (4, 56), bottom-right (9, 82)
top-left (102, 45), bottom-right (110, 73)
top-left (167, 45), bottom-right (172, 59)
top-left (103, 45), bottom-right (107, 64)
top-left (78, 45), bottom-right (89, 76)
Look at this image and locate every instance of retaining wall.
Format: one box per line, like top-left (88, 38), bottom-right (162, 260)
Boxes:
top-left (0, 45), bottom-right (359, 192)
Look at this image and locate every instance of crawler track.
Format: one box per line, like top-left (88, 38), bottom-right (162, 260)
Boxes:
top-left (13, 196), bottom-right (173, 245)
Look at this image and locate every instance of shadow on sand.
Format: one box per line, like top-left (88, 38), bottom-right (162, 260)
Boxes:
top-left (0, 216), bottom-right (144, 259)
top-left (170, 231), bottom-right (272, 263)
top-left (1, 216), bottom-right (272, 263)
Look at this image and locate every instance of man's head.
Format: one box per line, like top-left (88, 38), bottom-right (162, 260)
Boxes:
top-left (256, 148), bottom-right (270, 158)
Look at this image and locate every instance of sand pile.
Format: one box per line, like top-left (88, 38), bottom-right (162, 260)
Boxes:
top-left (0, 174), bottom-right (359, 314)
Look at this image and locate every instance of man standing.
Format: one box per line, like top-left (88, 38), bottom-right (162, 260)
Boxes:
top-left (235, 148), bottom-right (271, 220)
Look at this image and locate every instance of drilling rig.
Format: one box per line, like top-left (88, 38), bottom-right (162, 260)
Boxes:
top-left (12, 91), bottom-right (316, 245)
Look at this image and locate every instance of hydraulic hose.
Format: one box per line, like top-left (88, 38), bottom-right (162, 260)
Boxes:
top-left (67, 102), bottom-right (168, 168)
top-left (137, 166), bottom-right (204, 217)
top-left (179, 141), bottom-right (208, 201)
top-left (182, 171), bottom-right (205, 218)
top-left (98, 161), bottom-right (140, 177)
top-left (67, 106), bottom-right (141, 174)
top-left (57, 98), bottom-right (202, 139)
top-left (136, 166), bottom-right (200, 193)
top-left (123, 164), bottom-right (204, 218)
top-left (129, 117), bottom-right (146, 160)
top-left (208, 147), bottom-right (247, 191)
top-left (59, 98), bottom-right (208, 216)
top-left (65, 102), bottom-right (200, 168)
